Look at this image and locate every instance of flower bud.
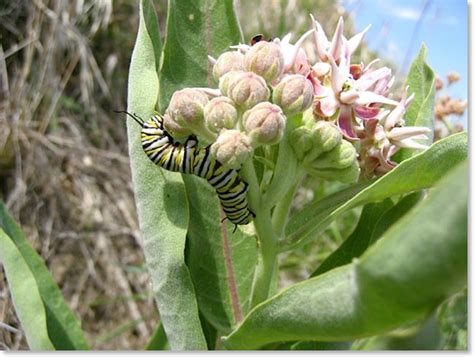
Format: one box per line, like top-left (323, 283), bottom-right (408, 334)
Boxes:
top-left (212, 51), bottom-right (245, 81)
top-left (210, 129), bottom-right (252, 169)
top-left (242, 102), bottom-right (286, 146)
top-left (162, 112), bottom-right (192, 139)
top-left (306, 160), bottom-right (360, 184)
top-left (272, 74), bottom-right (314, 115)
top-left (289, 112), bottom-right (342, 162)
top-left (204, 96), bottom-right (238, 134)
top-left (167, 88), bottom-right (209, 130)
top-left (308, 139), bottom-right (357, 170)
top-left (224, 71), bottom-right (270, 110)
top-left (244, 41), bottom-right (284, 82)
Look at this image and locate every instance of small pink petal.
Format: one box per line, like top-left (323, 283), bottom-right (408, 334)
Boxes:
top-left (337, 105), bottom-right (359, 140)
top-left (348, 24), bottom-right (371, 55)
top-left (318, 95), bottom-right (339, 117)
top-left (340, 89), bottom-right (359, 104)
top-left (310, 14), bottom-right (329, 61)
top-left (356, 91), bottom-right (399, 106)
top-left (329, 17), bottom-right (344, 62)
top-left (388, 126), bottom-right (431, 141)
top-left (355, 105), bottom-right (380, 119)
top-left (328, 55), bottom-right (343, 93)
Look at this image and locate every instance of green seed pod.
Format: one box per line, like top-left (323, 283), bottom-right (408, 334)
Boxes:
top-left (210, 129), bottom-right (252, 169)
top-left (213, 51), bottom-right (245, 81)
top-left (224, 71), bottom-right (270, 110)
top-left (204, 96), bottom-right (238, 134)
top-left (272, 74), bottom-right (314, 115)
top-left (167, 88), bottom-right (209, 130)
top-left (242, 102), bottom-right (286, 146)
top-left (244, 41), bottom-right (284, 83)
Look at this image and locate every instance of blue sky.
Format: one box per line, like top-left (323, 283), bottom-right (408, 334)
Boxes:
top-left (341, 0), bottom-right (468, 125)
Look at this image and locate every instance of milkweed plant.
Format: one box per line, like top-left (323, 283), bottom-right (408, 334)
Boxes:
top-left (0, 0), bottom-right (467, 351)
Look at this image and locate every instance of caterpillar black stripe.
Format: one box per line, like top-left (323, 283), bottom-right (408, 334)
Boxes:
top-left (122, 111), bottom-right (254, 226)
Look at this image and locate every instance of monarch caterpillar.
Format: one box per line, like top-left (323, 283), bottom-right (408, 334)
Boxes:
top-left (122, 111), bottom-right (254, 226)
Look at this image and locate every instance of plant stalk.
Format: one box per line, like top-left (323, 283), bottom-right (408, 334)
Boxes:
top-left (241, 159), bottom-right (278, 307)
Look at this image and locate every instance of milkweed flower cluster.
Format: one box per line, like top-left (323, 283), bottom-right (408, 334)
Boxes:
top-left (161, 15), bottom-right (431, 181)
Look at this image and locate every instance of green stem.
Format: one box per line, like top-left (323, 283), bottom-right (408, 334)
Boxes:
top-left (241, 159), bottom-right (278, 307)
top-left (271, 166), bottom-right (305, 239)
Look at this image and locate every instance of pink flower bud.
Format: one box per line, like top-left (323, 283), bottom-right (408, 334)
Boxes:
top-left (210, 129), bottom-right (252, 169)
top-left (242, 102), bottom-right (286, 146)
top-left (212, 51), bottom-right (245, 81)
top-left (244, 41), bottom-right (285, 82)
top-left (167, 88), bottom-right (209, 130)
top-left (162, 112), bottom-right (192, 138)
top-left (272, 74), bottom-right (314, 115)
top-left (204, 96), bottom-right (238, 134)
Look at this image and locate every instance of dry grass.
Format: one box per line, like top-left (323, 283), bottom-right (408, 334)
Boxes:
top-left (0, 0), bottom-right (169, 349)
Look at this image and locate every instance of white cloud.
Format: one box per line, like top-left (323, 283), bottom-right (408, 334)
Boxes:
top-left (392, 7), bottom-right (421, 21)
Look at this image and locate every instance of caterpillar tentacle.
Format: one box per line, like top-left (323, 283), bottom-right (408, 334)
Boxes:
top-left (140, 114), bottom-right (253, 226)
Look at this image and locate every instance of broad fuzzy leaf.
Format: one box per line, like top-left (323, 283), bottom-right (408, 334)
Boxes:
top-left (224, 161), bottom-right (467, 349)
top-left (126, 0), bottom-right (206, 350)
top-left (159, 0), bottom-right (256, 334)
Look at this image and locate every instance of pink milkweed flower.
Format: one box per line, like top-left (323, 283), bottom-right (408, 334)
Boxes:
top-left (312, 47), bottom-right (398, 140)
top-left (359, 88), bottom-right (431, 177)
top-left (310, 14), bottom-right (371, 63)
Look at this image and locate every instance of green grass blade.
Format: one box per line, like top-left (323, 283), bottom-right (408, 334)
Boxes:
top-left (126, 0), bottom-right (206, 350)
top-left (0, 228), bottom-right (55, 350)
top-left (223, 161), bottom-right (467, 349)
top-left (0, 202), bottom-right (88, 350)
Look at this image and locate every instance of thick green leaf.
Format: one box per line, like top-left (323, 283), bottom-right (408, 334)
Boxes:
top-left (352, 315), bottom-right (441, 350)
top-left (395, 44), bottom-right (435, 161)
top-left (311, 199), bottom-right (394, 277)
top-left (312, 191), bottom-right (423, 277)
top-left (185, 176), bottom-right (257, 334)
top-left (0, 229), bottom-right (54, 350)
top-left (283, 132), bottom-right (467, 250)
top-left (159, 0), bottom-right (256, 336)
top-left (146, 323), bottom-right (169, 350)
top-left (224, 161), bottom-right (467, 349)
top-left (0, 202), bottom-right (88, 350)
top-left (126, 0), bottom-right (206, 350)
top-left (159, 0), bottom-right (243, 109)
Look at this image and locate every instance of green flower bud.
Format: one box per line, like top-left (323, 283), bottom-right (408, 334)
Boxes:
top-left (167, 88), bottom-right (209, 130)
top-left (308, 139), bottom-right (357, 169)
top-left (242, 102), bottom-right (286, 146)
top-left (272, 74), bottom-right (314, 115)
top-left (218, 70), bottom-right (243, 96)
top-left (204, 96), bottom-right (238, 134)
top-left (162, 112), bottom-right (192, 139)
top-left (210, 129), bottom-right (252, 169)
top-left (222, 71), bottom-right (270, 110)
top-left (244, 41), bottom-right (284, 82)
top-left (306, 160), bottom-right (360, 184)
top-left (213, 51), bottom-right (245, 81)
top-left (289, 113), bottom-right (342, 162)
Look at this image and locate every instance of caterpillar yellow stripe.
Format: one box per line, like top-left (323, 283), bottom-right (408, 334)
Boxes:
top-left (127, 112), bottom-right (253, 226)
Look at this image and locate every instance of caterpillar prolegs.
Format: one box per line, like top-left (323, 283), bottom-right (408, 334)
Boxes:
top-left (125, 112), bottom-right (254, 226)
